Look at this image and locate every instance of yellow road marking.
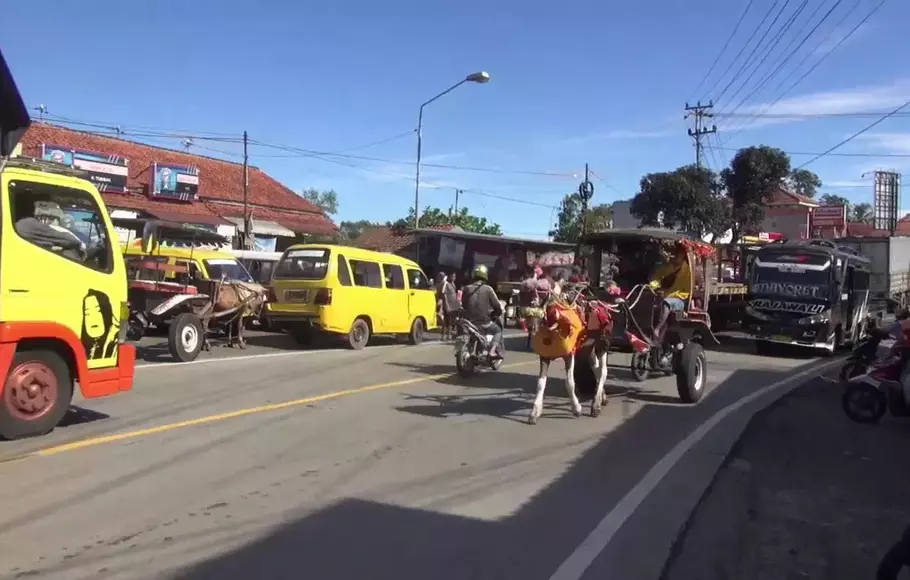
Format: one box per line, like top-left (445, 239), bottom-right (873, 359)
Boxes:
top-left (34, 361), bottom-right (535, 457)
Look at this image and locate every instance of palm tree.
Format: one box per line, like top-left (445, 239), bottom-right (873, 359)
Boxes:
top-left (851, 203), bottom-right (873, 224)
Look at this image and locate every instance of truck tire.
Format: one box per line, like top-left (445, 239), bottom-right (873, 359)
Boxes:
top-left (169, 313), bottom-right (204, 362)
top-left (675, 342), bottom-right (707, 404)
top-left (0, 349), bottom-right (73, 440)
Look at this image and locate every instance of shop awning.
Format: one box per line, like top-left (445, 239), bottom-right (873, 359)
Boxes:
top-left (227, 217), bottom-right (295, 237)
top-left (143, 206), bottom-right (232, 227)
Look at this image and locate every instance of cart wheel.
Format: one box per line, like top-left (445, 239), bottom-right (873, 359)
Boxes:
top-left (630, 351), bottom-right (649, 382)
top-left (347, 318), bottom-right (371, 350)
top-left (169, 313), bottom-right (204, 362)
top-left (408, 317), bottom-right (425, 346)
top-left (0, 349), bottom-right (73, 440)
top-left (675, 342), bottom-right (707, 404)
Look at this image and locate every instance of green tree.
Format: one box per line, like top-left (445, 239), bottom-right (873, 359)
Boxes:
top-left (851, 202), bottom-right (873, 223)
top-left (391, 206), bottom-right (502, 235)
top-left (819, 193), bottom-right (850, 207)
top-left (338, 219), bottom-right (381, 242)
top-left (721, 145), bottom-right (791, 242)
top-left (548, 192), bottom-right (613, 242)
top-left (630, 164), bottom-right (730, 239)
top-left (787, 168), bottom-right (822, 198)
top-left (300, 188), bottom-right (339, 215)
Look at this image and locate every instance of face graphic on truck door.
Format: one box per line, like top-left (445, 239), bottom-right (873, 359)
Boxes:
top-left (81, 289), bottom-right (118, 360)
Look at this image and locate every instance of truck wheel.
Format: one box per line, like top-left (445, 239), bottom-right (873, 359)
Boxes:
top-left (675, 342), bottom-right (707, 404)
top-left (408, 317), bottom-right (425, 346)
top-left (0, 350), bottom-right (73, 440)
top-left (347, 318), bottom-right (371, 350)
top-left (169, 313), bottom-right (204, 362)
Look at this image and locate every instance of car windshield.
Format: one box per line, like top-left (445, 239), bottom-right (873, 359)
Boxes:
top-left (273, 248), bottom-right (330, 279)
top-left (204, 258), bottom-right (253, 282)
top-left (750, 254), bottom-right (832, 301)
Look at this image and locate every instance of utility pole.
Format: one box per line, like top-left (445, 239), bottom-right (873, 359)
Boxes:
top-left (242, 130), bottom-right (250, 249)
top-left (685, 101), bottom-right (717, 168)
top-left (453, 189), bottom-right (461, 216)
top-left (576, 163), bottom-right (595, 254)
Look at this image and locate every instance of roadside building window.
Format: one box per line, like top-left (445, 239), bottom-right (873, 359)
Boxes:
top-left (8, 180), bottom-right (113, 273)
top-left (383, 264), bottom-right (405, 289)
top-left (407, 268), bottom-right (432, 290)
top-left (337, 254), bottom-right (352, 286)
top-left (349, 260), bottom-right (383, 288)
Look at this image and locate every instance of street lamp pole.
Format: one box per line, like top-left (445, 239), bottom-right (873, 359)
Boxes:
top-left (414, 71), bottom-right (490, 229)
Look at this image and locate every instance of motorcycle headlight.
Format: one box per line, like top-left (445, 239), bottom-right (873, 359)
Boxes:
top-left (798, 313), bottom-right (829, 326)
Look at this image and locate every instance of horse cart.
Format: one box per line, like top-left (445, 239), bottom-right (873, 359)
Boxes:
top-left (574, 229), bottom-right (721, 403)
top-left (120, 220), bottom-right (267, 362)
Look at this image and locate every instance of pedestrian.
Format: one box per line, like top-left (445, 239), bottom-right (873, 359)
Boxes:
top-left (440, 271), bottom-right (460, 340)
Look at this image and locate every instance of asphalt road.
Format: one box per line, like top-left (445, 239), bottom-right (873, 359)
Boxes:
top-left (0, 332), bottom-right (836, 580)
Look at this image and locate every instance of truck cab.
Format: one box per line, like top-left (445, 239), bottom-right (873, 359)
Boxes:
top-left (0, 48), bottom-right (134, 439)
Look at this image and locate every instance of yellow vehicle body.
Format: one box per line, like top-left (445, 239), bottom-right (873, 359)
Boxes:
top-left (266, 244), bottom-right (437, 347)
top-left (122, 241), bottom-right (253, 282)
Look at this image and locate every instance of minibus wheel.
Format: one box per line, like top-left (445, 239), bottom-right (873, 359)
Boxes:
top-left (348, 318), bottom-right (371, 350)
top-left (0, 349), bottom-right (73, 440)
top-left (408, 318), bottom-right (425, 346)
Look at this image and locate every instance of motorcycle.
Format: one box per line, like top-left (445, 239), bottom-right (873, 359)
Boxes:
top-left (454, 318), bottom-right (504, 377)
top-left (841, 345), bottom-right (910, 424)
top-left (839, 332), bottom-right (884, 380)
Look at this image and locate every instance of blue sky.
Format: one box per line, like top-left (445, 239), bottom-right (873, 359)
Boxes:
top-left (4, 0), bottom-right (909, 237)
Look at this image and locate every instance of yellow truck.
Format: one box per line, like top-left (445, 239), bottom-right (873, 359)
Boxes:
top-left (0, 49), bottom-right (134, 439)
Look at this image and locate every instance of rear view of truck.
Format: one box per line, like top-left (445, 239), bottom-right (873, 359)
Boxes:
top-left (837, 236), bottom-right (910, 315)
top-left (0, 48), bottom-right (135, 439)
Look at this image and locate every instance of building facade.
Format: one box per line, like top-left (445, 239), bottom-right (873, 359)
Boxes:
top-left (17, 123), bottom-right (336, 251)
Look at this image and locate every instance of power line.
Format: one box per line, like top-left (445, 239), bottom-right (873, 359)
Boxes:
top-left (714, 146), bottom-right (910, 158)
top-left (704, 0), bottom-right (782, 100)
top-left (688, 0), bottom-right (755, 102)
top-left (726, 0), bottom-right (884, 139)
top-left (717, 0), bottom-right (807, 112)
top-left (794, 98), bottom-right (910, 169)
top-left (721, 0), bottom-right (841, 126)
top-left (714, 0), bottom-right (790, 103)
top-left (715, 110), bottom-right (910, 120)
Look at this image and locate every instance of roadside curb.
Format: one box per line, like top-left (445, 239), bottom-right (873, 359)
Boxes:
top-left (549, 356), bottom-right (845, 580)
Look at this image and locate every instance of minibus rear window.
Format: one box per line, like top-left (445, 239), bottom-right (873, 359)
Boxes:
top-left (274, 248), bottom-right (331, 279)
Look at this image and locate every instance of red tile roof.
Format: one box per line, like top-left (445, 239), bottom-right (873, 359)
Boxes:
top-left (766, 187), bottom-right (818, 207)
top-left (18, 123), bottom-right (336, 234)
top-left (210, 201), bottom-right (337, 236)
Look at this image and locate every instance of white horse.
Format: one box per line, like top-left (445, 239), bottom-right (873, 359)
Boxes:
top-left (529, 294), bottom-right (614, 425)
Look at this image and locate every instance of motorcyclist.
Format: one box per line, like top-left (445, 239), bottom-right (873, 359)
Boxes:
top-left (461, 264), bottom-right (504, 358)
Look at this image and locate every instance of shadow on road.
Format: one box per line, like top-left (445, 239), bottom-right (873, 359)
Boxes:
top-left (57, 406), bottom-right (110, 428)
top-left (164, 359), bottom-right (830, 580)
top-left (710, 333), bottom-right (822, 360)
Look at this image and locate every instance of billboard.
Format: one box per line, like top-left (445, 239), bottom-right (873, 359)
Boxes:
top-left (873, 170), bottom-right (901, 233)
top-left (151, 162), bottom-right (199, 201)
top-left (41, 144), bottom-right (129, 193)
top-left (811, 205), bottom-right (847, 228)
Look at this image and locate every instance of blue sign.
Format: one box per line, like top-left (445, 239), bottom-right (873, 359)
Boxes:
top-left (253, 235), bottom-right (277, 252)
top-left (41, 144), bottom-right (129, 193)
top-left (151, 162), bottom-right (199, 201)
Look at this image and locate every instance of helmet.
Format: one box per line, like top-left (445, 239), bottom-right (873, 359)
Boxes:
top-left (472, 264), bottom-right (489, 281)
top-left (897, 308), bottom-right (910, 321)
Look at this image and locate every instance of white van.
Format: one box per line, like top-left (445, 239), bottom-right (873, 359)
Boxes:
top-left (231, 249), bottom-right (283, 284)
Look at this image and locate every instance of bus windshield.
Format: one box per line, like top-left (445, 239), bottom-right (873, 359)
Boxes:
top-left (750, 254), bottom-right (833, 301)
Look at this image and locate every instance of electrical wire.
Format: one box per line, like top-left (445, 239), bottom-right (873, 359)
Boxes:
top-left (688, 0), bottom-right (756, 103)
top-left (714, 0), bottom-right (790, 104)
top-left (703, 0), bottom-right (782, 101)
top-left (717, 0), bottom-right (807, 112)
top-left (714, 146), bottom-right (910, 158)
top-left (715, 110), bottom-right (910, 120)
top-left (794, 98), bottom-right (910, 169)
top-left (721, 0), bottom-right (841, 127)
top-left (725, 0), bottom-right (884, 140)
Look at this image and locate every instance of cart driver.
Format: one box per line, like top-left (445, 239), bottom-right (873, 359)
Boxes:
top-left (649, 245), bottom-right (691, 343)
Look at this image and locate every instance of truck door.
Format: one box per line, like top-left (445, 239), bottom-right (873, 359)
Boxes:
top-left (0, 174), bottom-right (126, 369)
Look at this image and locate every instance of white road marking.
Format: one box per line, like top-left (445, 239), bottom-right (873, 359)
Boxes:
top-left (547, 357), bottom-right (843, 580)
top-left (135, 331), bottom-right (526, 370)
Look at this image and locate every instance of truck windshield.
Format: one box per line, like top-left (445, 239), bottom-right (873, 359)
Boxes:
top-left (751, 262), bottom-right (832, 301)
top-left (204, 259), bottom-right (253, 282)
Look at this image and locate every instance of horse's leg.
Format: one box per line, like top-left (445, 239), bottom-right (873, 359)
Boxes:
top-left (236, 317), bottom-right (247, 349)
top-left (563, 354), bottom-right (582, 417)
top-left (590, 342), bottom-right (609, 417)
top-left (529, 358), bottom-right (550, 425)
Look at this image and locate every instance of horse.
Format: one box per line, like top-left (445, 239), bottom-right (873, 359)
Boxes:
top-left (529, 290), bottom-right (614, 424)
top-left (201, 280), bottom-right (268, 349)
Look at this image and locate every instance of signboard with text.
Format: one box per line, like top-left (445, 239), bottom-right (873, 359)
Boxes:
top-left (811, 204), bottom-right (846, 228)
top-left (41, 144), bottom-right (129, 193)
top-left (151, 162), bottom-right (199, 201)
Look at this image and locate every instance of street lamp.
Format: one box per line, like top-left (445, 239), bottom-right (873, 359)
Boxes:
top-left (413, 71), bottom-right (491, 229)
